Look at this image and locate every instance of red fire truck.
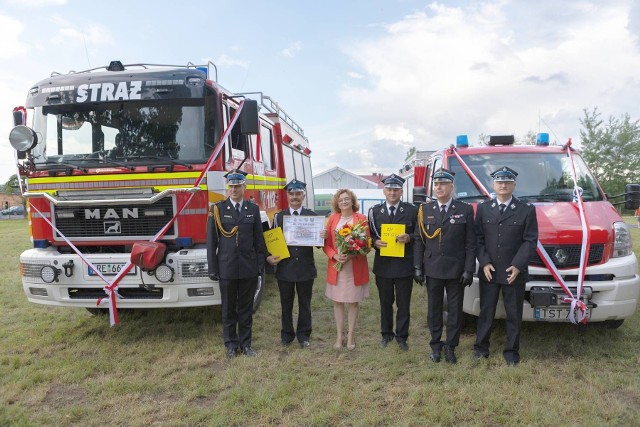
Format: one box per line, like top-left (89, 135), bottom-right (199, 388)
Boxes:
top-left (8, 60), bottom-right (314, 313)
top-left (412, 135), bottom-right (640, 328)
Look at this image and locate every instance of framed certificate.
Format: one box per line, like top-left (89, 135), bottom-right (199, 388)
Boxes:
top-left (283, 215), bottom-right (325, 246)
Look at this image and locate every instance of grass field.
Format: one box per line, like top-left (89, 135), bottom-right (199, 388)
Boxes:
top-left (1, 218), bottom-right (639, 426)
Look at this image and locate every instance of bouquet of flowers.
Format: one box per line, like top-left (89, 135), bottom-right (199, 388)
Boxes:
top-left (334, 220), bottom-right (370, 271)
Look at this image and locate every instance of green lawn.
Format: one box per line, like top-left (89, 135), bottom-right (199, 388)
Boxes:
top-left (1, 219), bottom-right (639, 426)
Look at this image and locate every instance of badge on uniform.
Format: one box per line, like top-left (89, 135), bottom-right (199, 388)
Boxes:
top-left (450, 218), bottom-right (455, 224)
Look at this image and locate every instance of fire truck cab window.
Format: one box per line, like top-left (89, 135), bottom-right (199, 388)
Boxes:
top-left (260, 125), bottom-right (274, 170)
top-left (37, 101), bottom-right (206, 163)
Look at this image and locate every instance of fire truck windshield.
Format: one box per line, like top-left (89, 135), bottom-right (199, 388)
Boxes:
top-left (449, 152), bottom-right (604, 202)
top-left (31, 100), bottom-right (210, 165)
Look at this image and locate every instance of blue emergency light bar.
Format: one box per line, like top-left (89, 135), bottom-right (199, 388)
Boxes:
top-left (456, 135), bottom-right (469, 148)
top-left (536, 133), bottom-right (550, 146)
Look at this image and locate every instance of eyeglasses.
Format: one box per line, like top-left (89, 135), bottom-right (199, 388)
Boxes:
top-left (338, 198), bottom-right (352, 203)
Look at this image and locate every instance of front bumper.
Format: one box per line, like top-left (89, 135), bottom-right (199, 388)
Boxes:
top-left (20, 247), bottom-right (221, 309)
top-left (462, 254), bottom-right (640, 322)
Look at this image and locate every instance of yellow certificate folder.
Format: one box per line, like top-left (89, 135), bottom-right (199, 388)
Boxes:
top-left (379, 224), bottom-right (405, 257)
top-left (264, 227), bottom-right (290, 260)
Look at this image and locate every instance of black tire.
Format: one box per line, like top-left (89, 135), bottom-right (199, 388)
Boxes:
top-left (252, 272), bottom-right (266, 313)
top-left (85, 307), bottom-right (108, 316)
top-left (603, 319), bottom-right (624, 329)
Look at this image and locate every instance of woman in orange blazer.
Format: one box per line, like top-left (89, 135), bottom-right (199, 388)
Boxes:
top-left (323, 188), bottom-right (370, 350)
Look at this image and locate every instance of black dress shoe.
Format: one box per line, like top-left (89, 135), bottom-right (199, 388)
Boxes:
top-left (444, 347), bottom-right (457, 364)
top-left (397, 341), bottom-right (409, 352)
top-left (242, 347), bottom-right (257, 357)
top-left (430, 351), bottom-right (441, 363)
top-left (379, 337), bottom-right (392, 348)
top-left (281, 340), bottom-right (292, 347)
top-left (226, 347), bottom-right (237, 359)
top-left (472, 349), bottom-right (488, 361)
top-left (299, 340), bottom-right (310, 349)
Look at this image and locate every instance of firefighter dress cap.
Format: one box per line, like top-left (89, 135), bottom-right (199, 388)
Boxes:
top-left (383, 174), bottom-right (405, 189)
top-left (284, 179), bottom-right (306, 192)
top-left (432, 168), bottom-right (455, 183)
top-left (224, 169), bottom-right (247, 185)
top-left (491, 166), bottom-right (518, 182)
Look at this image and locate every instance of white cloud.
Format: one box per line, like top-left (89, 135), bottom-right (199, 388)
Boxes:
top-left (280, 41), bottom-right (302, 57)
top-left (373, 124), bottom-right (414, 144)
top-left (0, 14), bottom-right (28, 59)
top-left (339, 1), bottom-right (640, 152)
top-left (347, 71), bottom-right (364, 79)
top-left (216, 53), bottom-right (249, 69)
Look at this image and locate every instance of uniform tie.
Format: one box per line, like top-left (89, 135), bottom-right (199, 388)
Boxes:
top-left (235, 203), bottom-right (241, 215)
top-left (440, 204), bottom-right (447, 216)
top-left (389, 205), bottom-right (395, 221)
top-left (293, 210), bottom-right (299, 216)
top-left (499, 203), bottom-right (506, 215)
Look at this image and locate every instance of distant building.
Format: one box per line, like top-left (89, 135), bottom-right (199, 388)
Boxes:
top-left (0, 191), bottom-right (22, 211)
top-left (313, 166), bottom-right (380, 190)
top-left (313, 167), bottom-right (385, 215)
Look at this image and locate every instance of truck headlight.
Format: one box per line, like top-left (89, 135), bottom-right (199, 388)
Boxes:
top-left (613, 221), bottom-right (632, 258)
top-left (155, 264), bottom-right (174, 283)
top-left (41, 265), bottom-right (60, 283)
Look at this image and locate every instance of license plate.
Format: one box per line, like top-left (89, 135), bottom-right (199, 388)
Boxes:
top-left (88, 263), bottom-right (136, 276)
top-left (534, 306), bottom-right (591, 321)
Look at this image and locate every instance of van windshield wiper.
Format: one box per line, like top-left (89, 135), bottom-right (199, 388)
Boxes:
top-left (519, 193), bottom-right (571, 202)
top-left (90, 158), bottom-right (135, 170)
top-left (39, 161), bottom-right (88, 173)
top-left (456, 195), bottom-right (491, 201)
top-left (117, 155), bottom-right (193, 169)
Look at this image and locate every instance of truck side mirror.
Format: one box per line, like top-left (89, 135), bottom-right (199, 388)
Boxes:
top-left (239, 99), bottom-right (259, 135)
top-left (13, 110), bottom-right (25, 126)
top-left (413, 186), bottom-right (428, 206)
top-left (624, 184), bottom-right (640, 210)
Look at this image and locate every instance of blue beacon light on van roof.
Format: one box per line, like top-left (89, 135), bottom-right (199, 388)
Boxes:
top-left (456, 135), bottom-right (469, 148)
top-left (536, 133), bottom-right (550, 146)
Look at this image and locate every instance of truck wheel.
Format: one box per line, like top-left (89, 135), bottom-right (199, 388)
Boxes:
top-left (603, 319), bottom-right (624, 329)
top-left (85, 307), bottom-right (108, 316)
top-left (252, 272), bottom-right (266, 313)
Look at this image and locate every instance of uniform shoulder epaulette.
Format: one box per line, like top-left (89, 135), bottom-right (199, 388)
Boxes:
top-left (480, 198), bottom-right (494, 204)
top-left (370, 202), bottom-right (384, 210)
top-left (455, 199), bottom-right (471, 206)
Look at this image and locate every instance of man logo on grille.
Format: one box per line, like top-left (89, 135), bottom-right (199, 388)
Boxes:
top-left (104, 221), bottom-right (121, 234)
top-left (554, 248), bottom-right (568, 265)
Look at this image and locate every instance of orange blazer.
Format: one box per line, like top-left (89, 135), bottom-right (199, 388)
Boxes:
top-left (323, 212), bottom-right (370, 286)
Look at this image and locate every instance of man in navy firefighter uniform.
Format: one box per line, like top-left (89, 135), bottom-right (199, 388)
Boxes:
top-left (473, 166), bottom-right (538, 366)
top-left (266, 179), bottom-right (321, 349)
top-left (368, 174), bottom-right (418, 351)
top-left (207, 169), bottom-right (266, 358)
top-left (413, 168), bottom-right (476, 363)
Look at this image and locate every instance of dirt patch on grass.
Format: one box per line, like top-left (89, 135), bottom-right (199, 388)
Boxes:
top-left (43, 383), bottom-right (87, 407)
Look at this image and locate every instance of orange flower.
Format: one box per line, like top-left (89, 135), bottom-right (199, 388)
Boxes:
top-left (339, 227), bottom-right (351, 237)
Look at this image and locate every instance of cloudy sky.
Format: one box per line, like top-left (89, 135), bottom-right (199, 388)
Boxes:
top-left (1, 0), bottom-right (640, 185)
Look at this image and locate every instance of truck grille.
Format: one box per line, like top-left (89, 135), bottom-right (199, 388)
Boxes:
top-left (530, 244), bottom-right (604, 268)
top-left (53, 197), bottom-right (176, 240)
top-left (68, 287), bottom-right (163, 299)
